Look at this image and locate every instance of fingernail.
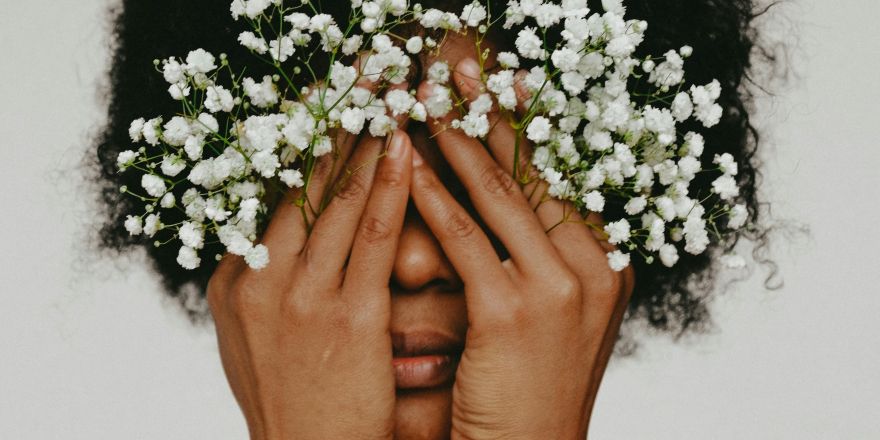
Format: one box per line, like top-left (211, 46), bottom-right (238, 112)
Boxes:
top-left (411, 148), bottom-right (424, 166)
top-left (388, 133), bottom-right (405, 159)
top-left (456, 58), bottom-right (481, 92)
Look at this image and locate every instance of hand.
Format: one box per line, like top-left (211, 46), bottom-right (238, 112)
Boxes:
top-left (206, 127), bottom-right (413, 439)
top-left (409, 58), bottom-right (635, 439)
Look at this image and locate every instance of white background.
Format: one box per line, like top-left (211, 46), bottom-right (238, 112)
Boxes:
top-left (1, 0), bottom-right (878, 438)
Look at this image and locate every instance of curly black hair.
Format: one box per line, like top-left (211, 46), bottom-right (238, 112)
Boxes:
top-left (91, 0), bottom-right (778, 335)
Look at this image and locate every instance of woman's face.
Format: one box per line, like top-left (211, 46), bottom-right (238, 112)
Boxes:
top-left (388, 31), bottom-right (499, 438)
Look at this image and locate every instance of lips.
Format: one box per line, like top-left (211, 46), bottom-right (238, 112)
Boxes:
top-left (391, 330), bottom-right (463, 389)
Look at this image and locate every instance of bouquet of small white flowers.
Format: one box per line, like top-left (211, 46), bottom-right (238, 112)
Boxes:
top-left (117, 0), bottom-right (748, 272)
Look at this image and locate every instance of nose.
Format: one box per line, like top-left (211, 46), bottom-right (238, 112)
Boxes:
top-left (391, 209), bottom-right (462, 293)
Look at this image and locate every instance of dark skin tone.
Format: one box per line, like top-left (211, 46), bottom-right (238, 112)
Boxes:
top-left (206, 32), bottom-right (635, 439)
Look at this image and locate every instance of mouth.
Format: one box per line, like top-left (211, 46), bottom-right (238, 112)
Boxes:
top-left (391, 329), bottom-right (463, 389)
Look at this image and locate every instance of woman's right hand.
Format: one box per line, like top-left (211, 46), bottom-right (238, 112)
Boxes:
top-left (206, 129), bottom-right (413, 440)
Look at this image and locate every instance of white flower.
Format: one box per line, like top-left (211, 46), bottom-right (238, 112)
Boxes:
top-left (162, 116), bottom-right (191, 147)
top-left (237, 197), bottom-right (261, 222)
top-left (342, 35), bottom-right (362, 55)
top-left (683, 132), bottom-right (705, 157)
top-left (624, 196), bottom-right (647, 215)
top-left (460, 2), bottom-right (487, 27)
top-left (526, 116), bottom-right (552, 143)
top-left (369, 114), bottom-right (396, 137)
top-left (469, 93), bottom-right (493, 115)
top-left (551, 47), bottom-right (580, 72)
top-left (683, 215), bottom-right (709, 254)
top-left (713, 152), bottom-right (738, 175)
top-left (124, 215), bottom-right (143, 236)
top-left (604, 219), bottom-right (631, 245)
top-left (582, 190), bottom-right (605, 212)
top-left (162, 59), bottom-right (185, 84)
top-left (422, 85), bottom-right (452, 118)
top-left (677, 155), bottom-right (701, 181)
top-left (279, 169), bottom-right (305, 188)
top-left (176, 246), bottom-right (201, 270)
top-left (251, 150), bottom-right (281, 177)
top-left (560, 71), bottom-right (587, 95)
top-left (728, 203), bottom-right (747, 229)
top-left (534, 3), bottom-right (563, 27)
top-left (142, 118), bottom-right (162, 146)
top-left (243, 76), bottom-right (278, 108)
top-left (184, 136), bottom-right (204, 161)
top-left (659, 243), bottom-right (679, 267)
top-left (218, 225), bottom-right (253, 256)
top-left (143, 214), bottom-right (161, 237)
top-left (410, 102), bottom-right (427, 121)
top-left (340, 107), bottom-right (366, 134)
top-left (245, 244), bottom-right (270, 270)
top-left (179, 222), bottom-right (205, 249)
top-left (116, 150), bottom-right (138, 169)
top-left (695, 102), bottom-right (722, 127)
top-left (516, 27), bottom-right (545, 60)
top-left (456, 113), bottom-right (490, 138)
top-left (244, 0), bottom-right (272, 18)
top-left (141, 174), bottom-right (167, 198)
top-left (184, 49), bottom-right (216, 75)
top-left (427, 61), bottom-right (450, 84)
top-left (712, 174), bottom-right (739, 201)
top-left (385, 89), bottom-right (416, 116)
top-left (655, 196), bottom-right (676, 222)
top-left (205, 85), bottom-right (234, 113)
top-left (160, 193), bottom-right (175, 209)
top-left (205, 196), bottom-right (233, 222)
top-left (269, 36), bottom-right (295, 62)
top-left (497, 52), bottom-right (520, 69)
top-left (607, 250), bottom-right (631, 272)
top-left (405, 36), bottom-right (423, 54)
top-left (680, 45), bottom-right (694, 57)
top-left (168, 82), bottom-right (191, 101)
top-left (671, 92), bottom-right (693, 121)
top-left (649, 50), bottom-right (684, 88)
top-left (128, 118), bottom-right (145, 142)
top-left (161, 155), bottom-right (186, 177)
top-left (238, 31), bottom-right (268, 54)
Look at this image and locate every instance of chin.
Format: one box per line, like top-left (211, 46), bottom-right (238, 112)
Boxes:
top-left (395, 385), bottom-right (453, 440)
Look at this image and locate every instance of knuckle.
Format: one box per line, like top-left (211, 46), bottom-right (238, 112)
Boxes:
top-left (326, 302), bottom-right (356, 340)
top-left (359, 216), bottom-right (392, 243)
top-left (228, 277), bottom-right (268, 317)
top-left (412, 166), bottom-right (439, 189)
top-left (336, 172), bottom-right (368, 201)
top-left (444, 210), bottom-right (476, 238)
top-left (376, 167), bottom-right (404, 187)
top-left (584, 267), bottom-right (625, 303)
top-left (480, 164), bottom-right (516, 197)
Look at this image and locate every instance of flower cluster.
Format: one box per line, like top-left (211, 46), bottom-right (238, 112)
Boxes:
top-left (118, 0), bottom-right (748, 272)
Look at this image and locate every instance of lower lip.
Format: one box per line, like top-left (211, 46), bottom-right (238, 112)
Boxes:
top-left (392, 354), bottom-right (458, 389)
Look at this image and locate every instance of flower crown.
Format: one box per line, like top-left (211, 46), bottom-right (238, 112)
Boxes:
top-left (117, 0), bottom-right (747, 272)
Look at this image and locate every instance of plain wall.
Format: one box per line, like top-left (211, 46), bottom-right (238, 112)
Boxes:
top-left (1, 0), bottom-right (878, 438)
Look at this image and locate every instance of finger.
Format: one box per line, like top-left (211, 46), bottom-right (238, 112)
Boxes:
top-left (417, 81), bottom-right (565, 278)
top-left (584, 265), bottom-right (635, 416)
top-left (409, 148), bottom-right (508, 297)
top-left (453, 58), bottom-right (611, 272)
top-left (344, 130), bottom-right (413, 292)
top-left (300, 134), bottom-right (387, 285)
top-left (259, 55), bottom-right (386, 266)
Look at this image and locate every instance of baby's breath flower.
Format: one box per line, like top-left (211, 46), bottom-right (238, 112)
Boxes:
top-left (607, 250), bottom-right (631, 272)
top-left (120, 0), bottom-right (744, 273)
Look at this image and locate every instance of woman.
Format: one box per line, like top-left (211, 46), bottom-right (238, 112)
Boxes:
top-left (94, 0), bottom-right (771, 437)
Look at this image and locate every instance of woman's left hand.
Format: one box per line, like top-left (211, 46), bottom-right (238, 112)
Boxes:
top-left (409, 58), bottom-right (636, 439)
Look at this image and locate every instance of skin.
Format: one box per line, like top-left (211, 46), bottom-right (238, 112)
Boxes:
top-left (206, 31), bottom-right (635, 440)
